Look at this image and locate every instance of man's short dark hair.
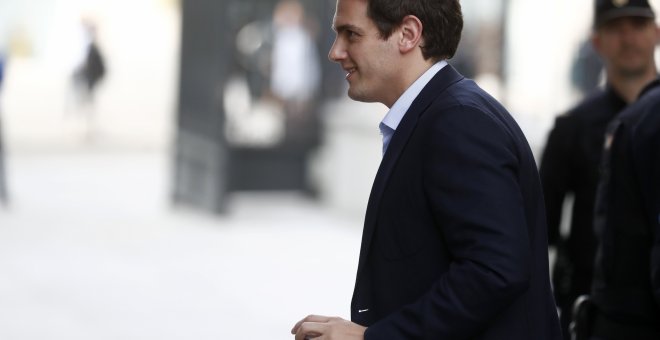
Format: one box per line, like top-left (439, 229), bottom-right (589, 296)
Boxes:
top-left (367, 0), bottom-right (463, 61)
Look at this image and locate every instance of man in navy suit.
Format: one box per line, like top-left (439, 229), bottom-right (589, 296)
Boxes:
top-left (291, 0), bottom-right (561, 338)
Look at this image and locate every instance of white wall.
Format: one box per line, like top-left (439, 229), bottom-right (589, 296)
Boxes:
top-left (503, 0), bottom-right (592, 156)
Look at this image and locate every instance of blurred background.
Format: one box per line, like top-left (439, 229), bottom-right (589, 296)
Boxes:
top-left (0, 0), bottom-right (658, 339)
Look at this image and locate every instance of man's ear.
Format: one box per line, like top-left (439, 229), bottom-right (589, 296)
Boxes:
top-left (398, 15), bottom-right (423, 54)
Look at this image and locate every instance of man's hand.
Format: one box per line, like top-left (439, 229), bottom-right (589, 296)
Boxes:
top-left (291, 314), bottom-right (366, 340)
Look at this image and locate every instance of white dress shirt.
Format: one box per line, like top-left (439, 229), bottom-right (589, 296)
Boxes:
top-left (379, 61), bottom-right (447, 155)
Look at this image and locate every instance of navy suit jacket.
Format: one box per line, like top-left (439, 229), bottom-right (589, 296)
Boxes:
top-left (351, 65), bottom-right (561, 339)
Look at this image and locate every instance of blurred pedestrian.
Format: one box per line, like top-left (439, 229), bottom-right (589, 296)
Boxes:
top-left (588, 77), bottom-right (660, 340)
top-left (72, 19), bottom-right (106, 141)
top-left (270, 0), bottom-right (320, 105)
top-left (73, 20), bottom-right (105, 102)
top-left (291, 0), bottom-right (561, 339)
top-left (539, 1), bottom-right (658, 337)
top-left (270, 0), bottom-right (321, 146)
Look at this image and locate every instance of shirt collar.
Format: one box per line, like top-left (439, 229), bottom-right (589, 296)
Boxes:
top-left (381, 60), bottom-right (447, 131)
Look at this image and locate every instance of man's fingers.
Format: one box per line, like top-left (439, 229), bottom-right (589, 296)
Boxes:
top-left (291, 315), bottom-right (333, 334)
top-left (294, 321), bottom-right (326, 340)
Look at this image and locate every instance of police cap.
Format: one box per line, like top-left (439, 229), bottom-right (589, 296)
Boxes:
top-left (595, 0), bottom-right (656, 28)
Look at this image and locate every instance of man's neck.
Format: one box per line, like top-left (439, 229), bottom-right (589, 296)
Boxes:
top-left (608, 68), bottom-right (658, 103)
top-left (385, 58), bottom-right (436, 108)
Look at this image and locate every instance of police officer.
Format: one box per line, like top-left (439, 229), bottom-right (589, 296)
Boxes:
top-left (539, 1), bottom-right (659, 337)
top-left (589, 78), bottom-right (660, 340)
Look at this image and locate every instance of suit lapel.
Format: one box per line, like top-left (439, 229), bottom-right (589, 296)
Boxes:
top-left (355, 65), bottom-right (464, 275)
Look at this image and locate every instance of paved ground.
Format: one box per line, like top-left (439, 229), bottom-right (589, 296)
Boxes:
top-left (0, 150), bottom-right (363, 340)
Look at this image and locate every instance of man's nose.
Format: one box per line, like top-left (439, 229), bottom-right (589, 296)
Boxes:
top-left (328, 39), bottom-right (345, 62)
top-left (619, 21), bottom-right (642, 41)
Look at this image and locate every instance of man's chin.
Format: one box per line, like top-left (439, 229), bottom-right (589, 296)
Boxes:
top-left (347, 89), bottom-right (376, 103)
top-left (347, 90), bottom-right (364, 102)
top-left (617, 64), bottom-right (651, 78)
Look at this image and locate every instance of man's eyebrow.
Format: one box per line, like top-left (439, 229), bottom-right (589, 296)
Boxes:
top-left (333, 23), bottom-right (361, 33)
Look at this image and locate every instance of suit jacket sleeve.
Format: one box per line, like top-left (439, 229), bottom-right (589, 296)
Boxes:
top-left (365, 105), bottom-right (534, 339)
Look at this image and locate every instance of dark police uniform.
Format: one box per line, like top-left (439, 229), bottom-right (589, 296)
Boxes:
top-left (543, 0), bottom-right (658, 336)
top-left (591, 78), bottom-right (660, 339)
top-left (539, 85), bottom-right (627, 338)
